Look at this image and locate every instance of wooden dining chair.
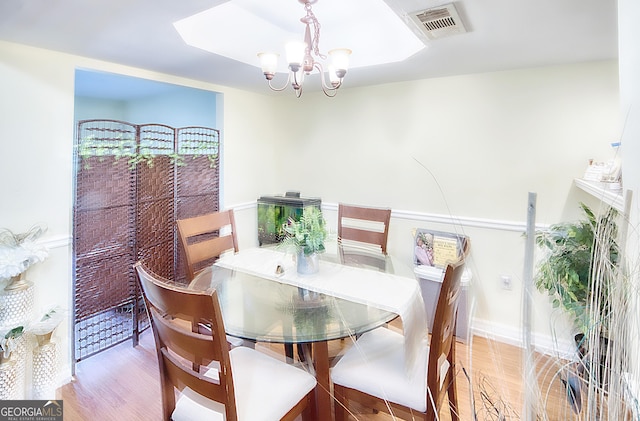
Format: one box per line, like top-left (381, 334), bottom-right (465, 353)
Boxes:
top-left (134, 262), bottom-right (317, 421)
top-left (337, 204), bottom-right (392, 254)
top-left (330, 257), bottom-right (467, 421)
top-left (177, 209), bottom-right (239, 281)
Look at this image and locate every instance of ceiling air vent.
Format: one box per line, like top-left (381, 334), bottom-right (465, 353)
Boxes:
top-left (409, 3), bottom-right (467, 40)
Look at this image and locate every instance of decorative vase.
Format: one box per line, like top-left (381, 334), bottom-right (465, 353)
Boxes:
top-left (32, 332), bottom-right (58, 399)
top-left (297, 251), bottom-right (319, 275)
top-left (4, 273), bottom-right (32, 292)
top-left (0, 352), bottom-right (18, 400)
top-left (0, 272), bottom-right (35, 328)
top-left (11, 333), bottom-right (28, 400)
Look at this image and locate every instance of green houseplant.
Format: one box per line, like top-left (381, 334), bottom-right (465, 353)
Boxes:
top-left (282, 206), bottom-right (327, 274)
top-left (534, 202), bottom-right (619, 336)
top-left (534, 202), bottom-right (621, 403)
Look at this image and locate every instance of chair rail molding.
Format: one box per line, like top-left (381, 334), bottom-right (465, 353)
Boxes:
top-left (320, 202), bottom-right (547, 232)
top-left (40, 235), bottom-right (72, 250)
top-left (231, 201), bottom-right (549, 232)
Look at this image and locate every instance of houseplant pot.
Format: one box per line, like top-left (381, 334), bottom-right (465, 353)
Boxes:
top-left (281, 206), bottom-right (327, 275)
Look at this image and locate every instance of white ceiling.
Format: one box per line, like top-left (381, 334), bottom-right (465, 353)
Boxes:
top-left (0, 0), bottom-right (618, 99)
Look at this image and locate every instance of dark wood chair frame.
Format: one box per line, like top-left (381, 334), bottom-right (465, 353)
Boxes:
top-left (134, 262), bottom-right (315, 421)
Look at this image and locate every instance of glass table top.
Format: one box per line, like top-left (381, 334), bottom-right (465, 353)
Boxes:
top-left (189, 246), bottom-right (416, 344)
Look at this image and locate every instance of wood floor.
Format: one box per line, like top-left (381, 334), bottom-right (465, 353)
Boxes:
top-left (56, 324), bottom-right (580, 420)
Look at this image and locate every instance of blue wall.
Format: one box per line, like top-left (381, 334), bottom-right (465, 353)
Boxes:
top-left (74, 69), bottom-right (218, 128)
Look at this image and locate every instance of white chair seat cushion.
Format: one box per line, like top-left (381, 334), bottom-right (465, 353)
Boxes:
top-left (330, 327), bottom-right (429, 412)
top-left (172, 346), bottom-right (317, 421)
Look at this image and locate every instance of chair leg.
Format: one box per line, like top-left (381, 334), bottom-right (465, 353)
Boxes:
top-left (298, 343), bottom-right (312, 362)
top-left (333, 386), bottom-right (348, 421)
top-left (448, 353), bottom-right (459, 421)
top-left (284, 343), bottom-right (294, 361)
top-left (448, 373), bottom-right (459, 421)
top-left (284, 343), bottom-right (313, 363)
top-left (301, 390), bottom-right (316, 421)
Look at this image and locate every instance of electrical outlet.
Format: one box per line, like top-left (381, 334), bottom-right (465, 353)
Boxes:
top-left (501, 275), bottom-right (512, 290)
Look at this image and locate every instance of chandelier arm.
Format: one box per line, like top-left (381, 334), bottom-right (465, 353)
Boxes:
top-left (267, 73), bottom-right (293, 91)
top-left (314, 62), bottom-right (341, 96)
top-left (321, 86), bottom-right (338, 98)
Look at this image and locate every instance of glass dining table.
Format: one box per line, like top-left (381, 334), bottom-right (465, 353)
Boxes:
top-left (189, 244), bottom-right (425, 420)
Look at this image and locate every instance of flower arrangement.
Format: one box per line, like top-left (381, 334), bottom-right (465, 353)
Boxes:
top-left (0, 225), bottom-right (48, 280)
top-left (29, 306), bottom-right (65, 337)
top-left (282, 206), bottom-right (327, 256)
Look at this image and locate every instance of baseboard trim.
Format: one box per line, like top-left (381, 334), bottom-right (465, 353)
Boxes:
top-left (471, 319), bottom-right (576, 360)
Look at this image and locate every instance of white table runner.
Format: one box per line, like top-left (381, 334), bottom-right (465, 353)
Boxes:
top-left (215, 247), bottom-right (428, 370)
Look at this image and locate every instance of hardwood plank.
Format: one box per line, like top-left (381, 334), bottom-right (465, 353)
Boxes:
top-left (57, 331), bottom-right (162, 421)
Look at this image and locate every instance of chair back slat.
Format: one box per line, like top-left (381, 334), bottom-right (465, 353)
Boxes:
top-left (177, 209), bottom-right (239, 280)
top-left (188, 236), bottom-right (236, 266)
top-left (338, 204), bottom-right (391, 254)
top-left (339, 227), bottom-right (388, 250)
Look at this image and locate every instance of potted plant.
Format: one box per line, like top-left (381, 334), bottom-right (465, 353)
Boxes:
top-left (534, 202), bottom-right (619, 390)
top-left (282, 206), bottom-right (327, 274)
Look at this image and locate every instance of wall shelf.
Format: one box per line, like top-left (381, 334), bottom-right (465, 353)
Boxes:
top-left (574, 178), bottom-right (625, 212)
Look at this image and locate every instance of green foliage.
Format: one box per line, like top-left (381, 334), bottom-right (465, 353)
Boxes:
top-left (282, 206), bottom-right (327, 256)
top-left (79, 135), bottom-right (219, 170)
top-left (4, 326), bottom-right (24, 340)
top-left (0, 325), bottom-right (24, 355)
top-left (78, 135), bottom-right (137, 169)
top-left (534, 203), bottom-right (619, 333)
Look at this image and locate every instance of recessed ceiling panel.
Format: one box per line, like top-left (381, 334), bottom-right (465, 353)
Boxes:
top-left (173, 0), bottom-right (426, 73)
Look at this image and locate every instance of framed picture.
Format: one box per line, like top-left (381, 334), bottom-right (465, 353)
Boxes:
top-left (413, 229), bottom-right (467, 268)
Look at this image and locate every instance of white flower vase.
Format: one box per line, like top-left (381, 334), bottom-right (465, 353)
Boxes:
top-left (32, 332), bottom-right (58, 400)
top-left (0, 274), bottom-right (33, 400)
top-left (13, 333), bottom-right (28, 400)
top-left (0, 332), bottom-right (27, 400)
top-left (0, 353), bottom-right (18, 400)
top-left (0, 273), bottom-right (35, 328)
top-left (297, 251), bottom-right (319, 275)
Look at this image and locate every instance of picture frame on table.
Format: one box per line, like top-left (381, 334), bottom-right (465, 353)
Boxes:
top-left (413, 229), bottom-right (467, 268)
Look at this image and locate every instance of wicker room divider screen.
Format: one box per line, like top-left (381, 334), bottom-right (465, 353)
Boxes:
top-left (73, 119), bottom-right (220, 363)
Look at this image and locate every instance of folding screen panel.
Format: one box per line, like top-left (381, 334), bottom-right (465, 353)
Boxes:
top-left (73, 120), bottom-right (219, 362)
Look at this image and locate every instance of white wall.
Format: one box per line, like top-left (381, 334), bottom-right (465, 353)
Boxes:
top-left (618, 0), bottom-right (640, 386)
top-left (0, 37), bottom-right (622, 386)
top-left (273, 61), bottom-right (619, 222)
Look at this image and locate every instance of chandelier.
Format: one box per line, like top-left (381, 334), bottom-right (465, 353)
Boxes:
top-left (257, 0), bottom-right (352, 97)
